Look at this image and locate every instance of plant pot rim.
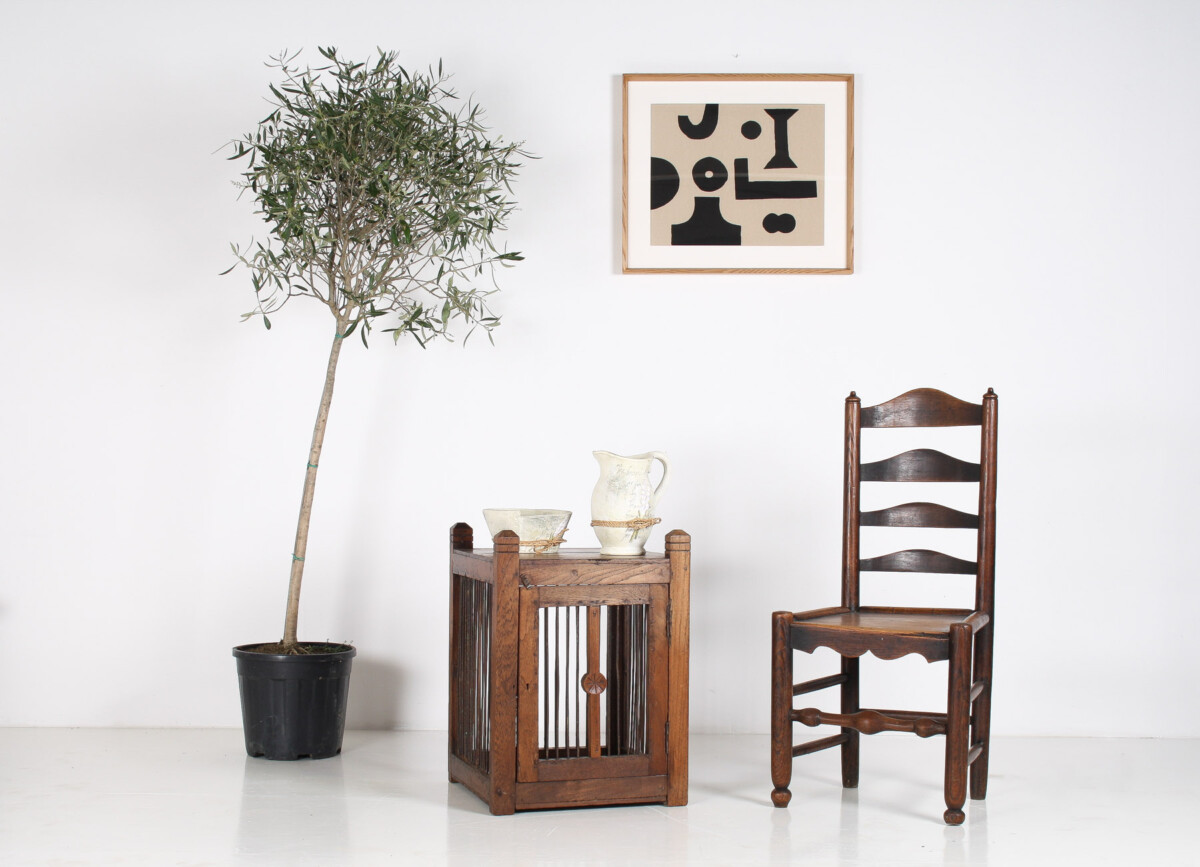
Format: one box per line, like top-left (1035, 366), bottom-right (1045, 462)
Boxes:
top-left (233, 642), bottom-right (356, 661)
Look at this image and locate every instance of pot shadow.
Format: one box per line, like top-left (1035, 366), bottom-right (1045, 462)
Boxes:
top-left (344, 656), bottom-right (406, 731)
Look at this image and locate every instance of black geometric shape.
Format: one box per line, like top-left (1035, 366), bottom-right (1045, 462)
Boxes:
top-left (741, 120), bottom-right (762, 140)
top-left (650, 157), bottom-right (680, 210)
top-left (763, 213), bottom-right (797, 233)
top-left (678, 104), bottom-right (720, 140)
top-left (671, 197), bottom-right (741, 246)
top-left (764, 108), bottom-right (799, 169)
top-left (734, 158), bottom-right (817, 200)
top-left (692, 157), bottom-right (728, 192)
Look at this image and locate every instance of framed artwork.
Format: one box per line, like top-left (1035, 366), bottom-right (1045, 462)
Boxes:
top-left (622, 73), bottom-right (854, 274)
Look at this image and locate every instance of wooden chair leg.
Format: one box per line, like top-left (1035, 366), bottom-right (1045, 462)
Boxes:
top-left (943, 623), bottom-right (971, 825)
top-left (770, 611), bottom-right (794, 807)
top-left (970, 626), bottom-right (994, 801)
top-left (840, 655), bottom-right (859, 788)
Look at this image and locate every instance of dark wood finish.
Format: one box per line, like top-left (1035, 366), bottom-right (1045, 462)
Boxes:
top-left (535, 584), bottom-right (652, 606)
top-left (532, 753), bottom-right (651, 782)
top-left (586, 605), bottom-right (601, 758)
top-left (450, 526), bottom-right (690, 814)
top-left (841, 394), bottom-right (861, 610)
top-left (860, 449), bottom-right (981, 483)
top-left (971, 390), bottom-right (998, 801)
top-left (516, 589), bottom-right (540, 783)
top-left (792, 733), bottom-right (848, 757)
top-left (448, 752), bottom-right (490, 805)
top-left (860, 502), bottom-right (978, 529)
top-left (489, 531), bottom-right (521, 815)
top-left (450, 546), bottom-right (672, 586)
top-left (448, 523), bottom-right (471, 782)
top-left (795, 707), bottom-right (946, 738)
top-left (859, 387), bottom-right (983, 428)
top-left (943, 623), bottom-right (972, 824)
top-left (770, 611), bottom-right (793, 807)
top-left (515, 776), bottom-right (668, 810)
top-left (859, 549), bottom-right (977, 575)
top-left (792, 672), bottom-right (847, 696)
top-left (788, 608), bottom-right (975, 663)
top-left (770, 388), bottom-right (998, 825)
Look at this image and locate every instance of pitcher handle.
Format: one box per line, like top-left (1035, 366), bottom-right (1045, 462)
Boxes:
top-left (649, 451), bottom-right (671, 511)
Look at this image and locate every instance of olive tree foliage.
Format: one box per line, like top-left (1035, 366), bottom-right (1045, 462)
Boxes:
top-left (227, 46), bottom-right (526, 346)
top-left (224, 48), bottom-right (527, 651)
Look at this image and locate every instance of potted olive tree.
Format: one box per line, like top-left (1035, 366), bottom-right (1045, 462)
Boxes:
top-left (225, 48), bottom-right (526, 759)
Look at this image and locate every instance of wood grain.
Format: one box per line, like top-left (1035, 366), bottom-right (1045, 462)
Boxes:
top-left (860, 388), bottom-right (983, 428)
top-left (858, 549), bottom-right (977, 575)
top-left (860, 502), bottom-right (978, 529)
top-left (860, 449), bottom-right (981, 483)
top-left (770, 388), bottom-right (999, 824)
top-left (450, 524), bottom-right (689, 813)
top-left (487, 530), bottom-right (520, 815)
top-left (665, 529), bottom-right (691, 806)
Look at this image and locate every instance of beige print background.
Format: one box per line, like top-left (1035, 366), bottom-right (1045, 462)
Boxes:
top-left (650, 103), bottom-right (825, 247)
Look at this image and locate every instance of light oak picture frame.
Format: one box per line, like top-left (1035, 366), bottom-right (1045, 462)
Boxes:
top-left (622, 73), bottom-right (854, 274)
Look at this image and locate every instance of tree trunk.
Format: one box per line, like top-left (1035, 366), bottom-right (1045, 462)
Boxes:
top-left (281, 322), bottom-right (348, 650)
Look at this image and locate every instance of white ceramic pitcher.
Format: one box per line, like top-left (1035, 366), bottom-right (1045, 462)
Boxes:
top-left (590, 450), bottom-right (670, 555)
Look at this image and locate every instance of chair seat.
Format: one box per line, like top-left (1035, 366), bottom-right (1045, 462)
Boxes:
top-left (790, 607), bottom-right (975, 662)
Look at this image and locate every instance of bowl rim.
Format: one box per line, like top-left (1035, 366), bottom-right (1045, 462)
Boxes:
top-left (482, 508), bottom-right (572, 517)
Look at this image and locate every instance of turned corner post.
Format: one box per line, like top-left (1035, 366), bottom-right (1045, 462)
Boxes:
top-left (770, 610), bottom-right (794, 807)
top-left (943, 622), bottom-right (972, 825)
top-left (488, 529), bottom-right (521, 815)
top-left (665, 529), bottom-right (691, 806)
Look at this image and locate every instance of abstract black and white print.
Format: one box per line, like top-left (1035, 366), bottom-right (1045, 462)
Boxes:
top-left (649, 103), bottom-right (825, 247)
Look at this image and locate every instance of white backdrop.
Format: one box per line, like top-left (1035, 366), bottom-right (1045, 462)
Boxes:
top-left (2, 0), bottom-right (1197, 736)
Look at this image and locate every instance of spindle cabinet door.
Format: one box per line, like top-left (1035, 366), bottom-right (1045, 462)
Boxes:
top-left (516, 583), bottom-right (669, 783)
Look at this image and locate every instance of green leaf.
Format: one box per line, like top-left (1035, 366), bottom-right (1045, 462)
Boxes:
top-left (223, 49), bottom-right (530, 350)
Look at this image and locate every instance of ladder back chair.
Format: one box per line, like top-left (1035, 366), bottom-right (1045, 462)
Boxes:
top-left (770, 388), bottom-right (997, 825)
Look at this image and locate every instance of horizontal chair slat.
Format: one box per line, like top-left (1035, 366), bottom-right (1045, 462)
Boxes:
top-left (859, 549), bottom-right (978, 575)
top-left (793, 673), bottom-right (848, 696)
top-left (860, 388), bottom-right (983, 428)
top-left (861, 449), bottom-right (981, 483)
top-left (797, 707), bottom-right (947, 738)
top-left (866, 708), bottom-right (948, 725)
top-left (860, 502), bottom-right (979, 529)
top-left (792, 733), bottom-right (849, 757)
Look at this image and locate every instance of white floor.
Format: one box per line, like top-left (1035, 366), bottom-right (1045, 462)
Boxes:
top-left (0, 730), bottom-right (1193, 866)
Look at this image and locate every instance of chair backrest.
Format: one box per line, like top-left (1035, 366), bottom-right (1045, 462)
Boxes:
top-left (841, 388), bottom-right (997, 617)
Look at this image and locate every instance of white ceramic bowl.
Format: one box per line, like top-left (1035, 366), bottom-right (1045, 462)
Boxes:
top-left (482, 509), bottom-right (572, 553)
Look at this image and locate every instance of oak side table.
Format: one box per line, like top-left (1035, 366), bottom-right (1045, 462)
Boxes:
top-left (447, 523), bottom-right (690, 814)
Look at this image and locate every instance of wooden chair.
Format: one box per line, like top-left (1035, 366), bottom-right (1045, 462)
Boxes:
top-left (770, 388), bottom-right (997, 825)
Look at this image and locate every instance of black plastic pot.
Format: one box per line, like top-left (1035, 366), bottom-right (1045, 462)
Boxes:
top-left (232, 643), bottom-right (356, 760)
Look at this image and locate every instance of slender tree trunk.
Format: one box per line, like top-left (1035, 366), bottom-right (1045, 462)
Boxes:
top-left (282, 321), bottom-right (348, 650)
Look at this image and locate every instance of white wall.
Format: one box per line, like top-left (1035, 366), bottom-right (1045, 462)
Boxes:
top-left (2, 0), bottom-right (1197, 736)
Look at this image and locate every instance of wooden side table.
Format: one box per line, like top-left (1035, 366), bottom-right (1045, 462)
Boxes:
top-left (447, 523), bottom-right (690, 814)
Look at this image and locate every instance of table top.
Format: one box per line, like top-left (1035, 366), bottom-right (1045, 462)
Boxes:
top-left (451, 545), bottom-right (674, 586)
top-left (453, 547), bottom-right (668, 562)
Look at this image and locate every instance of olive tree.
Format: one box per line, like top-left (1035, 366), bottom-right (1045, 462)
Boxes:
top-left (225, 47), bottom-right (527, 652)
